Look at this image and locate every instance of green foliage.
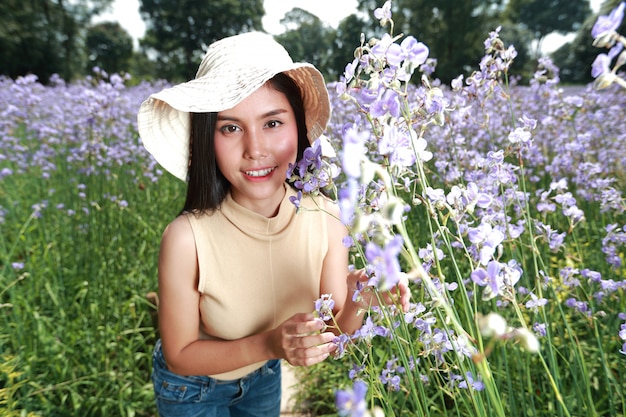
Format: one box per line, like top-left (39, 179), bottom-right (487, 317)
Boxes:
top-left (0, 0), bottom-right (113, 82)
top-left (553, 0), bottom-right (626, 84)
top-left (0, 157), bottom-right (181, 415)
top-left (505, 0), bottom-right (591, 59)
top-left (275, 9), bottom-right (339, 82)
top-left (86, 22), bottom-right (134, 74)
top-left (293, 13), bottom-right (626, 415)
top-left (357, 0), bottom-right (507, 84)
top-left (139, 0), bottom-right (265, 81)
top-left (0, 75), bottom-right (186, 415)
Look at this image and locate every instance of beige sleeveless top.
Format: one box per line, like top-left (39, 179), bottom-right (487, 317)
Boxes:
top-left (186, 185), bottom-right (329, 380)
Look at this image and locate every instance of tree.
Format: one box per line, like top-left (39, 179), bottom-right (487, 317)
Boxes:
top-left (86, 22), bottom-right (134, 74)
top-left (505, 0), bottom-right (591, 59)
top-left (552, 0), bottom-right (626, 84)
top-left (275, 9), bottom-right (369, 83)
top-left (275, 8), bottom-right (336, 81)
top-left (330, 14), bottom-right (371, 82)
top-left (139, 0), bottom-right (264, 82)
top-left (356, 0), bottom-right (506, 85)
top-left (0, 0), bottom-right (113, 82)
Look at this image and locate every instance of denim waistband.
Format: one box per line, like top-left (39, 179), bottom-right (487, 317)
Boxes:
top-left (153, 339), bottom-right (278, 384)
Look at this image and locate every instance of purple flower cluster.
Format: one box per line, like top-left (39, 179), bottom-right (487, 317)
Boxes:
top-left (335, 380), bottom-right (368, 417)
top-left (319, 5), bottom-right (626, 414)
top-left (591, 2), bottom-right (626, 89)
top-left (286, 136), bottom-right (339, 209)
top-left (1, 71), bottom-right (173, 227)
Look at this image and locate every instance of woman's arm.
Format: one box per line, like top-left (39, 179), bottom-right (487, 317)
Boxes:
top-left (157, 215), bottom-right (336, 376)
top-left (319, 201), bottom-right (411, 336)
top-left (318, 201), bottom-right (364, 335)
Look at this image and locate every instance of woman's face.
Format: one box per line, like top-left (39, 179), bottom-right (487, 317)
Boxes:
top-left (214, 82), bottom-right (298, 216)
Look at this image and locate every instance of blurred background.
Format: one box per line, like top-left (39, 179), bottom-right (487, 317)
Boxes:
top-left (2, 0), bottom-right (622, 85)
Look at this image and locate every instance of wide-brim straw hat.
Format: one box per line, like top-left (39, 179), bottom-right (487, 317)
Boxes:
top-left (137, 31), bottom-right (330, 181)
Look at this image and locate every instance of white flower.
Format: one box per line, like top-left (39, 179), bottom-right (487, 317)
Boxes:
top-left (514, 328), bottom-right (540, 353)
top-left (477, 312), bottom-right (508, 338)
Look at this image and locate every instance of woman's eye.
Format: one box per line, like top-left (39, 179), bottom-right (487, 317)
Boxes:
top-left (220, 125), bottom-right (240, 134)
top-left (266, 120), bottom-right (283, 129)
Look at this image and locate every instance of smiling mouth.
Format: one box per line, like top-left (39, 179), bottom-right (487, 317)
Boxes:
top-left (245, 167), bottom-right (275, 177)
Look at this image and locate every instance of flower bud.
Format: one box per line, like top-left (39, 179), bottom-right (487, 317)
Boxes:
top-left (381, 196), bottom-right (406, 225)
top-left (592, 32), bottom-right (616, 48)
top-left (594, 72), bottom-right (617, 90)
top-left (477, 312), bottom-right (508, 338)
top-left (514, 328), bottom-right (540, 353)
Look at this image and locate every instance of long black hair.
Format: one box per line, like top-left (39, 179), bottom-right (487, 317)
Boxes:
top-left (181, 72), bottom-right (310, 215)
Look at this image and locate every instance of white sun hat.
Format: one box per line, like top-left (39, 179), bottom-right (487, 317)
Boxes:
top-left (137, 31), bottom-right (330, 181)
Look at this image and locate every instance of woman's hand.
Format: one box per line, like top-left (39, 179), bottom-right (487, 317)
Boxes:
top-left (271, 313), bottom-right (337, 366)
top-left (348, 268), bottom-right (411, 313)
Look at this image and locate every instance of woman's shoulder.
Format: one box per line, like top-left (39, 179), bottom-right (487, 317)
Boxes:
top-left (293, 187), bottom-right (338, 213)
top-left (161, 214), bottom-right (195, 251)
top-left (312, 193), bottom-right (341, 218)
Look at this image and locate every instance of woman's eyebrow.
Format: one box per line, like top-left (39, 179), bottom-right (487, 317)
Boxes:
top-left (217, 108), bottom-right (289, 122)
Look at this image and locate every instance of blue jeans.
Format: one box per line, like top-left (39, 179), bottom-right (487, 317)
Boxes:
top-left (151, 339), bottom-right (282, 417)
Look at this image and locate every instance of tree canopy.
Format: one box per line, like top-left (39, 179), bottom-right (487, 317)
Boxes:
top-left (0, 0), bottom-right (609, 86)
top-left (0, 0), bottom-right (113, 82)
top-left (86, 22), bottom-right (134, 75)
top-left (505, 0), bottom-right (591, 58)
top-left (356, 0), bottom-right (507, 85)
top-left (138, 0), bottom-right (265, 81)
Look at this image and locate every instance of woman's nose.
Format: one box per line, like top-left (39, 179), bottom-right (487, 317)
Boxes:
top-left (243, 129), bottom-right (268, 159)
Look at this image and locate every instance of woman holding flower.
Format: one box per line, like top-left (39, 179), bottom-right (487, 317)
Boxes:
top-left (138, 31), bottom-right (409, 417)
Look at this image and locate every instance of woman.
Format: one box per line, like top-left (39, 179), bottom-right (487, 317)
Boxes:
top-left (137, 31), bottom-right (409, 417)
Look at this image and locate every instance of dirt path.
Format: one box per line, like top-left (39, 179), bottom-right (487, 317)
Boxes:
top-left (281, 362), bottom-right (304, 416)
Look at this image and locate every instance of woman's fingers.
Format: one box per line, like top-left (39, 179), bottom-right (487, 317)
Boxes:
top-left (277, 313), bottom-right (337, 366)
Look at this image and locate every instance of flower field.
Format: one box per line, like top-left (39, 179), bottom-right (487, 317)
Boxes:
top-left (2, 3), bottom-right (626, 416)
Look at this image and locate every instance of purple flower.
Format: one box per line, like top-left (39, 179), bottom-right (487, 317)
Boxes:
top-left (365, 235), bottom-right (404, 290)
top-left (384, 42), bottom-right (404, 68)
top-left (508, 127), bottom-right (532, 144)
top-left (533, 322), bottom-right (547, 337)
top-left (0, 167), bottom-right (13, 178)
top-left (378, 124), bottom-right (416, 167)
top-left (11, 262), bottom-right (25, 270)
top-left (344, 58), bottom-right (359, 83)
top-left (591, 43), bottom-right (623, 78)
top-left (400, 36), bottom-right (429, 68)
top-left (289, 190), bottom-right (302, 209)
top-left (404, 302), bottom-right (427, 324)
top-left (467, 223), bottom-right (505, 265)
top-left (303, 140), bottom-right (324, 171)
top-left (591, 2), bottom-right (625, 39)
top-left (471, 260), bottom-right (521, 300)
top-left (565, 297), bottom-right (591, 316)
top-left (338, 178), bottom-right (359, 226)
top-left (525, 293), bottom-right (548, 310)
top-left (374, 1), bottom-right (392, 20)
top-left (342, 125), bottom-right (369, 179)
top-left (349, 364), bottom-right (365, 380)
top-left (333, 333), bottom-right (352, 359)
top-left (353, 316), bottom-right (391, 341)
top-left (380, 357), bottom-right (405, 391)
top-left (314, 294), bottom-right (335, 321)
top-left (471, 260), bottom-right (502, 299)
top-left (457, 371), bottom-right (485, 391)
top-left (335, 380), bottom-right (368, 417)
top-left (370, 89), bottom-right (401, 118)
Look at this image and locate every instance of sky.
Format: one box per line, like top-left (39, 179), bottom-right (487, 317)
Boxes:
top-left (94, 0), bottom-right (602, 53)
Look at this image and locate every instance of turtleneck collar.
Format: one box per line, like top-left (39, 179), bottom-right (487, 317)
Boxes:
top-left (218, 184), bottom-right (298, 236)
